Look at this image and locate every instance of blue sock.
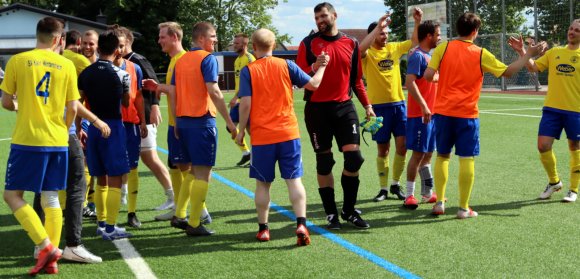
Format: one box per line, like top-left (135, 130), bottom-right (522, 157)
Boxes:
top-left (98, 221), bottom-right (106, 228)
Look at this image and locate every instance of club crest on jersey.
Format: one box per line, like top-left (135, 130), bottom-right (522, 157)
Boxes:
top-left (378, 59), bottom-right (394, 71)
top-left (571, 56), bottom-right (578, 64)
top-left (556, 64), bottom-right (575, 73)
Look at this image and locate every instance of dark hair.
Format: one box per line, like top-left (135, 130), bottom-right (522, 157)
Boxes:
top-left (98, 30), bottom-right (119, 55)
top-left (314, 2), bottom-right (335, 13)
top-left (65, 30), bottom-right (82, 47)
top-left (418, 20), bottom-right (440, 41)
top-left (107, 24), bottom-right (126, 40)
top-left (36, 17), bottom-right (64, 44)
top-left (456, 12), bottom-right (481, 37)
top-left (367, 22), bottom-right (378, 34)
top-left (192, 22), bottom-right (215, 41)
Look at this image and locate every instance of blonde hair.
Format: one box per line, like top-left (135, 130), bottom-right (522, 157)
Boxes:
top-left (159, 22), bottom-right (183, 41)
top-left (251, 28), bottom-right (276, 51)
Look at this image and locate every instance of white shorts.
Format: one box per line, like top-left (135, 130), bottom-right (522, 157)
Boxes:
top-left (140, 124), bottom-right (158, 151)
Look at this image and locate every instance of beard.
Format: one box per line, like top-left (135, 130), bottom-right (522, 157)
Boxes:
top-left (318, 21), bottom-right (334, 34)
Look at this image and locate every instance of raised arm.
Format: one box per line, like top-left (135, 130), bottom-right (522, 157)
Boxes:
top-left (360, 14), bottom-right (391, 58)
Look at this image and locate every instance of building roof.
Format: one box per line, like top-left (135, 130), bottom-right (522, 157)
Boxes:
top-left (0, 3), bottom-right (109, 30)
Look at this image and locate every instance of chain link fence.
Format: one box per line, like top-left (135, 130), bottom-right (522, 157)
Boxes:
top-left (405, 0), bottom-right (578, 91)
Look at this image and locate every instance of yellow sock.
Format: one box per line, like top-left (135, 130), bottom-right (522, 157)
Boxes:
top-left (540, 150), bottom-right (560, 184)
top-left (570, 150), bottom-right (580, 193)
top-left (58, 190), bottom-right (67, 210)
top-left (14, 204), bottom-right (48, 245)
top-left (376, 157), bottom-right (389, 188)
top-left (169, 168), bottom-right (182, 202)
top-left (434, 156), bottom-right (450, 203)
top-left (127, 168), bottom-right (139, 213)
top-left (43, 207), bottom-right (63, 248)
top-left (458, 157), bottom-right (475, 209)
top-left (393, 153), bottom-right (406, 182)
top-left (188, 180), bottom-right (209, 228)
top-left (94, 185), bottom-right (108, 222)
top-left (106, 187), bottom-right (122, 226)
top-left (176, 173), bottom-right (194, 218)
top-left (83, 166), bottom-right (91, 207)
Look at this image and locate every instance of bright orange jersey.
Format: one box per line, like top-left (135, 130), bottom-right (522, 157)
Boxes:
top-left (121, 59), bottom-right (140, 124)
top-left (247, 57), bottom-right (299, 145)
top-left (174, 50), bottom-right (216, 118)
top-left (428, 40), bottom-right (507, 118)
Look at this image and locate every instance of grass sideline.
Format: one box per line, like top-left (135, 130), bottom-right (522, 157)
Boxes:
top-left (0, 91), bottom-right (578, 278)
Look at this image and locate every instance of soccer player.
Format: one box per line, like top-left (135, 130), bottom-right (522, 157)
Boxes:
top-left (80, 30), bottom-right (133, 240)
top-left (297, 2), bottom-right (375, 229)
top-left (81, 30), bottom-right (98, 63)
top-left (402, 20), bottom-right (441, 209)
top-left (120, 26), bottom-right (175, 211)
top-left (235, 28), bottom-right (328, 245)
top-left (32, 29), bottom-right (104, 264)
top-left (228, 33), bottom-right (255, 166)
top-left (144, 22), bottom-right (213, 227)
top-left (1, 17), bottom-right (78, 275)
top-left (109, 25), bottom-right (148, 228)
top-left (63, 30), bottom-right (91, 76)
top-left (509, 19), bottom-right (580, 202)
top-left (144, 22), bottom-right (237, 236)
top-left (360, 8), bottom-right (422, 202)
top-left (423, 12), bottom-right (545, 218)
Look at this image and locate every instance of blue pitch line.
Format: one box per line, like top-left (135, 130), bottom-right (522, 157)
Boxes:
top-left (157, 146), bottom-right (420, 279)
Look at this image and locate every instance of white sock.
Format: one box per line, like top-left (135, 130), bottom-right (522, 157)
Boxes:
top-left (406, 181), bottom-right (415, 197)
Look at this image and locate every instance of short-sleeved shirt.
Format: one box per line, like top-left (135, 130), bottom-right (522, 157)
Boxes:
top-left (428, 40), bottom-right (507, 118)
top-left (120, 60), bottom-right (143, 90)
top-left (166, 50), bottom-right (187, 127)
top-left (78, 59), bottom-right (130, 120)
top-left (171, 48), bottom-right (218, 126)
top-left (407, 48), bottom-right (437, 118)
top-left (234, 52), bottom-right (255, 93)
top-left (63, 49), bottom-right (91, 76)
top-left (1, 49), bottom-right (79, 150)
top-left (124, 51), bottom-right (160, 124)
top-left (171, 48), bottom-right (218, 85)
top-left (363, 40), bottom-right (412, 106)
top-left (535, 46), bottom-right (580, 114)
top-left (238, 57), bottom-right (311, 145)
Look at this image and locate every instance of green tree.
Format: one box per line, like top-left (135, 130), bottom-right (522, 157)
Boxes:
top-left (178, 0), bottom-right (290, 51)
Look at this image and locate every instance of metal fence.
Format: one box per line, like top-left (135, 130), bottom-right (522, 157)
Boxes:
top-left (405, 0), bottom-right (578, 91)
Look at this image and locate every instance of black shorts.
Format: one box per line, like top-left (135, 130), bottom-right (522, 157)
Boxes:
top-left (304, 100), bottom-right (360, 153)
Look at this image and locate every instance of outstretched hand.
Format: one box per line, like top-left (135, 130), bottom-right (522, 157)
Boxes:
top-left (508, 34), bottom-right (525, 53)
top-left (412, 7), bottom-right (423, 22)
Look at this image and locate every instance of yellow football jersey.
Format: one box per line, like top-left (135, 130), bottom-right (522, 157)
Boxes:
top-left (535, 46), bottom-right (580, 113)
top-left (1, 49), bottom-right (80, 149)
top-left (234, 52), bottom-right (255, 93)
top-left (63, 49), bottom-right (90, 77)
top-left (166, 50), bottom-right (187, 127)
top-left (363, 40), bottom-right (412, 105)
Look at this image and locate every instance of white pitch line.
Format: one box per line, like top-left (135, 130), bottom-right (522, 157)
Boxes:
top-left (480, 95), bottom-right (544, 100)
top-left (480, 111), bottom-right (540, 118)
top-left (0, 138), bottom-right (11, 141)
top-left (480, 107), bottom-right (539, 112)
top-left (113, 239), bottom-right (158, 279)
